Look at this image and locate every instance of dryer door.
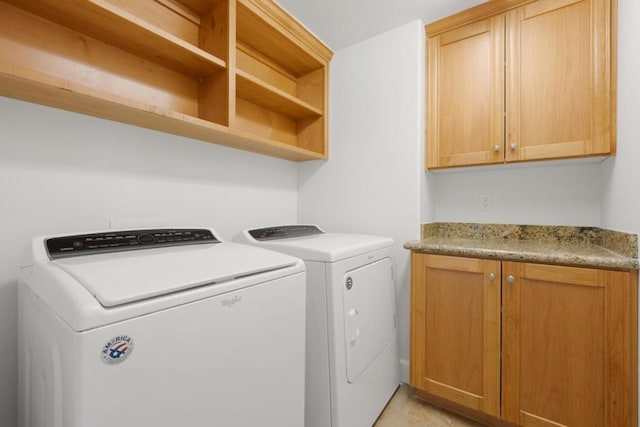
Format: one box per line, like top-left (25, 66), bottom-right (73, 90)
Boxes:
top-left (342, 257), bottom-right (395, 383)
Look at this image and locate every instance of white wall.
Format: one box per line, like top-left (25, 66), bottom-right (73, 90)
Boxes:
top-left (601, 0), bottom-right (640, 235)
top-left (297, 20), bottom-right (428, 381)
top-left (434, 160), bottom-right (604, 225)
top-left (0, 97), bottom-right (299, 425)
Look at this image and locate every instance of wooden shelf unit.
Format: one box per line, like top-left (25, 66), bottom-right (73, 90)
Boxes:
top-left (234, 0), bottom-right (329, 155)
top-left (0, 0), bottom-right (332, 161)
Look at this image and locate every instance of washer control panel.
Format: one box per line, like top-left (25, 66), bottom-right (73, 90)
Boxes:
top-left (248, 225), bottom-right (324, 241)
top-left (46, 229), bottom-right (219, 259)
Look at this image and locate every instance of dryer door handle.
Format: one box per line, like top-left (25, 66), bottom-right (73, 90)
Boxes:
top-left (347, 308), bottom-right (360, 345)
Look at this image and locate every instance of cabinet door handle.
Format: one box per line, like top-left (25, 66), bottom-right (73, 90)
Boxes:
top-left (509, 142), bottom-right (517, 150)
top-left (488, 273), bottom-right (496, 281)
top-left (506, 275), bottom-right (515, 283)
top-left (493, 145), bottom-right (500, 152)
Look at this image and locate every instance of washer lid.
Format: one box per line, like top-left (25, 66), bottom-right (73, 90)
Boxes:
top-left (240, 230), bottom-right (393, 262)
top-left (53, 242), bottom-right (298, 307)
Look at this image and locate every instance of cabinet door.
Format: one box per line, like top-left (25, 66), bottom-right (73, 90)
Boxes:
top-left (502, 262), bottom-right (637, 426)
top-left (410, 253), bottom-right (501, 416)
top-left (505, 0), bottom-right (613, 162)
top-left (426, 16), bottom-right (505, 169)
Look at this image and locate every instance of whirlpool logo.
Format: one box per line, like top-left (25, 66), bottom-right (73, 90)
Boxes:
top-left (221, 295), bottom-right (242, 308)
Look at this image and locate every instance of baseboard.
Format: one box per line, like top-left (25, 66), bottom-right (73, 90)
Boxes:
top-left (399, 358), bottom-right (409, 383)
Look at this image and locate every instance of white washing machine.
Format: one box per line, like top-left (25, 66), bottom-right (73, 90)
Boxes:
top-left (236, 225), bottom-right (400, 427)
top-left (19, 227), bottom-right (306, 427)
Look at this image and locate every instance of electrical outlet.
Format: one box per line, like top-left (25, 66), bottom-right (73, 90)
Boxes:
top-left (479, 194), bottom-right (492, 210)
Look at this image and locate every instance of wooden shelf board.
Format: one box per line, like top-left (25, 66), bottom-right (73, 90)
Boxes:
top-left (4, 0), bottom-right (226, 78)
top-left (0, 64), bottom-right (325, 162)
top-left (236, 0), bottom-right (326, 76)
top-left (236, 70), bottom-right (322, 119)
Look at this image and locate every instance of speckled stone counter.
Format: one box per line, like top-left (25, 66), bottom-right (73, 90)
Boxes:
top-left (403, 223), bottom-right (639, 271)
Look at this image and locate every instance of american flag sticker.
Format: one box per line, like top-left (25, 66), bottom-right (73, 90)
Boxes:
top-left (101, 336), bottom-right (134, 364)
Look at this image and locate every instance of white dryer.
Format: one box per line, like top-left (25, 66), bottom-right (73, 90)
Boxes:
top-left (236, 225), bottom-right (400, 427)
top-left (19, 228), bottom-right (306, 427)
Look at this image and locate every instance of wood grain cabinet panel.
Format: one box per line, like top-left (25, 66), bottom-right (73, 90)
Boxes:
top-left (426, 17), bottom-right (504, 168)
top-left (506, 0), bottom-right (613, 162)
top-left (502, 262), bottom-right (637, 427)
top-left (425, 0), bottom-right (615, 169)
top-left (410, 253), bottom-right (638, 426)
top-left (411, 253), bottom-right (501, 416)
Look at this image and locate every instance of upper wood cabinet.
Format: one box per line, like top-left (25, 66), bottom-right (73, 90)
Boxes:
top-left (0, 0), bottom-right (332, 161)
top-left (426, 16), bottom-right (505, 168)
top-left (425, 0), bottom-right (615, 169)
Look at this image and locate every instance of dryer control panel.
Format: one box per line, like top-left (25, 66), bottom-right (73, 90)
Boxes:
top-left (248, 225), bottom-right (324, 241)
top-left (46, 229), bottom-right (219, 259)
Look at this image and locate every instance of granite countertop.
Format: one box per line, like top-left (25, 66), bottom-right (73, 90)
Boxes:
top-left (404, 223), bottom-right (639, 271)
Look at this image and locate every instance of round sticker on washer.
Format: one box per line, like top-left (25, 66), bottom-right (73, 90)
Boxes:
top-left (101, 336), bottom-right (134, 364)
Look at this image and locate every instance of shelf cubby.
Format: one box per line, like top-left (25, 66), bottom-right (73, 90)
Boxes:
top-left (4, 0), bottom-right (227, 77)
top-left (234, 0), bottom-right (331, 156)
top-left (236, 70), bottom-right (322, 119)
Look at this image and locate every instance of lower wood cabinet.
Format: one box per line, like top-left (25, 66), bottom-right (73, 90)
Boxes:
top-left (410, 253), bottom-right (638, 427)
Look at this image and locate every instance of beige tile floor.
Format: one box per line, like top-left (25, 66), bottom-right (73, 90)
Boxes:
top-left (374, 384), bottom-right (485, 427)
